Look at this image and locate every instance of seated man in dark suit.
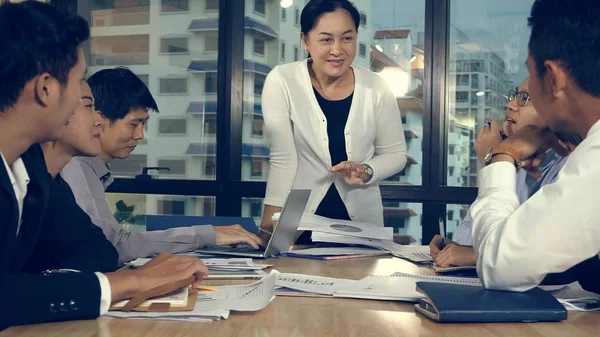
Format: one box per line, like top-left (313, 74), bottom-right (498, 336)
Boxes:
top-left (22, 80), bottom-right (120, 274)
top-left (0, 1), bottom-right (209, 330)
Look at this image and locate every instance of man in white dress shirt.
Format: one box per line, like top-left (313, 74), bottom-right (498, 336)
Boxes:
top-left (471, 0), bottom-right (600, 294)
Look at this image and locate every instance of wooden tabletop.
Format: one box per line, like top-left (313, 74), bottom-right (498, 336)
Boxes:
top-left (2, 256), bottom-right (599, 337)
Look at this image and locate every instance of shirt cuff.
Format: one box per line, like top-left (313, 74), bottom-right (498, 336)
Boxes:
top-left (477, 161), bottom-right (517, 196)
top-left (194, 225), bottom-right (217, 248)
top-left (95, 272), bottom-right (112, 315)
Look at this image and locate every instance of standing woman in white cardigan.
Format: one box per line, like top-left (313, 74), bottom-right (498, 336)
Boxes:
top-left (260, 0), bottom-right (408, 234)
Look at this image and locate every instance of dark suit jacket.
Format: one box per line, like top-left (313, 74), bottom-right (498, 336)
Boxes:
top-left (0, 145), bottom-right (118, 330)
top-left (22, 174), bottom-right (119, 274)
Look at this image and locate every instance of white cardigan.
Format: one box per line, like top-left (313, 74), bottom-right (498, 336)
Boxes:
top-left (261, 59), bottom-right (408, 226)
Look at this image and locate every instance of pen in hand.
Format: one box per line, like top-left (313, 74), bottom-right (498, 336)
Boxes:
top-left (438, 218), bottom-right (446, 250)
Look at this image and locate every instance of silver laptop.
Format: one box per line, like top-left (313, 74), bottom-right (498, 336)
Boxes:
top-left (195, 189), bottom-right (311, 258)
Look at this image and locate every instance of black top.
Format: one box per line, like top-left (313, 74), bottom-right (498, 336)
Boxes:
top-left (313, 87), bottom-right (353, 221)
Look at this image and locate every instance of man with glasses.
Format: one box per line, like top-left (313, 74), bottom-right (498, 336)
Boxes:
top-left (429, 76), bottom-right (581, 268)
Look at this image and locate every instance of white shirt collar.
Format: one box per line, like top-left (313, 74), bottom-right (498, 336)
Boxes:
top-left (1, 152), bottom-right (30, 193)
top-left (587, 119), bottom-right (600, 138)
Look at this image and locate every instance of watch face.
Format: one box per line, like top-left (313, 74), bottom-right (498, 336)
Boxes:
top-left (483, 148), bottom-right (494, 164)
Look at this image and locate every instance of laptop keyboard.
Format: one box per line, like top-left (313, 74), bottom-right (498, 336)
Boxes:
top-left (202, 243), bottom-right (266, 253)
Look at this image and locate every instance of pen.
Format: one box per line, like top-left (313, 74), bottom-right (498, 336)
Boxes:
top-left (438, 218), bottom-right (446, 249)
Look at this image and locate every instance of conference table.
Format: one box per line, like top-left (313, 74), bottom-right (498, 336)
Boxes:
top-left (2, 256), bottom-right (599, 337)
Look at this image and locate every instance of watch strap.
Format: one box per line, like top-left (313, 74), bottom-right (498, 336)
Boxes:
top-left (488, 145), bottom-right (520, 168)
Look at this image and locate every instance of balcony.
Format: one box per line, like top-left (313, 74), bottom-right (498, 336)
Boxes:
top-left (92, 7), bottom-right (150, 27)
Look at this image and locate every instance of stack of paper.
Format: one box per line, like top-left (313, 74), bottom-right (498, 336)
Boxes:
top-left (195, 271), bottom-right (278, 311)
top-left (311, 232), bottom-right (433, 264)
top-left (281, 247), bottom-right (390, 260)
top-left (127, 257), bottom-right (271, 279)
top-left (550, 282), bottom-right (600, 311)
top-left (106, 272), bottom-right (278, 321)
top-left (105, 305), bottom-right (230, 322)
top-left (275, 273), bottom-right (356, 297)
top-left (333, 272), bottom-right (482, 302)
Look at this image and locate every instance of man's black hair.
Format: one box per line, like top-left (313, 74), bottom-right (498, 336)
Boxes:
top-left (0, 1), bottom-right (90, 112)
top-left (87, 67), bottom-right (159, 122)
top-left (528, 0), bottom-right (600, 97)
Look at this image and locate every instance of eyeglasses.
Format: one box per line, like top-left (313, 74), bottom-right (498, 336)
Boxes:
top-left (507, 87), bottom-right (530, 106)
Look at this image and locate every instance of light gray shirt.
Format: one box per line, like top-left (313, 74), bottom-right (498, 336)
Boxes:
top-left (61, 156), bottom-right (216, 263)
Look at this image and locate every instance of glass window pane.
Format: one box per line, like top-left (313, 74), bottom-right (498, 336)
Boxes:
top-left (383, 202), bottom-right (423, 245)
top-left (244, 1), bottom-right (426, 188)
top-left (106, 193), bottom-right (216, 231)
top-left (242, 197), bottom-right (265, 226)
top-left (447, 1), bottom-right (535, 187)
top-left (80, 0), bottom-right (219, 180)
top-left (446, 204), bottom-right (470, 243)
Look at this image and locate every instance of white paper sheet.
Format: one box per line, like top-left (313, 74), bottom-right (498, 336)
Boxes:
top-left (299, 213), bottom-right (393, 240)
top-left (124, 257), bottom-right (271, 278)
top-left (275, 273), bottom-right (356, 296)
top-left (311, 232), bottom-right (433, 263)
top-left (194, 271), bottom-right (277, 312)
top-left (282, 247), bottom-right (388, 257)
top-left (105, 305), bottom-right (230, 322)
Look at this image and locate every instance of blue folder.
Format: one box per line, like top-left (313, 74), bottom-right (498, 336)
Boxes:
top-left (414, 282), bottom-right (568, 323)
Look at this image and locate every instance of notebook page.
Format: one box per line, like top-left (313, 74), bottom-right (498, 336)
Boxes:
top-left (333, 272), bottom-right (481, 302)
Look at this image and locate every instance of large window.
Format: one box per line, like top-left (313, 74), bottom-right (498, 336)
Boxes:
top-left (72, 0), bottom-right (536, 245)
top-left (447, 0), bottom-right (535, 187)
top-left (80, 0), bottom-right (219, 185)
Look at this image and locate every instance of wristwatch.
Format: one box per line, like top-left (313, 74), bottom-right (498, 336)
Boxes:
top-left (362, 164), bottom-right (374, 183)
top-left (483, 145), bottom-right (520, 169)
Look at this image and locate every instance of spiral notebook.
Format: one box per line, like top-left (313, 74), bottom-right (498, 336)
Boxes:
top-left (332, 272), bottom-right (482, 302)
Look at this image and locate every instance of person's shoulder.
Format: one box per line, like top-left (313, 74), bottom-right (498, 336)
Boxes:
top-left (354, 66), bottom-right (389, 90)
top-left (269, 60), bottom-right (306, 80)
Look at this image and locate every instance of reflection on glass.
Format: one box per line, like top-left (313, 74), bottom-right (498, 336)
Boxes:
top-left (383, 202), bottom-right (423, 245)
top-left (106, 193), bottom-right (216, 231)
top-left (242, 197), bottom-right (264, 227)
top-left (447, 0), bottom-right (535, 187)
top-left (445, 204), bottom-right (470, 242)
top-left (79, 0), bottom-right (219, 180)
